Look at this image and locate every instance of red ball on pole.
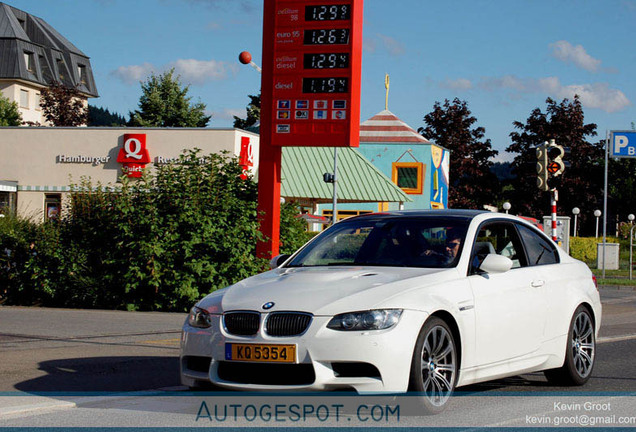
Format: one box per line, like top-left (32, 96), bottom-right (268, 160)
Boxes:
top-left (238, 51), bottom-right (252, 65)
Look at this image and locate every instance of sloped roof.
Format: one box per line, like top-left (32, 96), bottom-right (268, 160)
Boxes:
top-left (0, 2), bottom-right (98, 97)
top-left (281, 146), bottom-right (412, 204)
top-left (360, 109), bottom-right (430, 143)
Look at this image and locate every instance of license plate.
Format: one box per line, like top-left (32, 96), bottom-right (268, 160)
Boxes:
top-left (225, 343), bottom-right (296, 363)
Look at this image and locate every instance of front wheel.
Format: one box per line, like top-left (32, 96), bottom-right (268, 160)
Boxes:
top-left (544, 305), bottom-right (595, 386)
top-left (409, 317), bottom-right (458, 414)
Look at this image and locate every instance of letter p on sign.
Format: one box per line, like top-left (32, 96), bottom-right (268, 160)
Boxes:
top-left (611, 132), bottom-right (636, 158)
top-left (615, 135), bottom-right (629, 153)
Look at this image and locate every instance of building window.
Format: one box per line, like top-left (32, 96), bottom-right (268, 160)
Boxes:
top-left (392, 162), bottom-right (424, 194)
top-left (35, 93), bottom-right (41, 110)
top-left (44, 194), bottom-right (61, 222)
top-left (56, 59), bottom-right (66, 81)
top-left (24, 52), bottom-right (35, 73)
top-left (17, 18), bottom-right (26, 31)
top-left (20, 89), bottom-right (29, 108)
top-left (78, 64), bottom-right (87, 84)
top-left (0, 192), bottom-right (17, 217)
top-left (39, 55), bottom-right (52, 81)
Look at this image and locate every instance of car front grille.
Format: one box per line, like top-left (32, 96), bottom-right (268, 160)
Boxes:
top-left (217, 361), bottom-right (315, 385)
top-left (265, 312), bottom-right (312, 337)
top-left (224, 312), bottom-right (260, 336)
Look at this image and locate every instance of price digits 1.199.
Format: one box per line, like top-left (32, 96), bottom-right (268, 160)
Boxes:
top-left (305, 4), bottom-right (351, 21)
top-left (302, 77), bottom-right (348, 93)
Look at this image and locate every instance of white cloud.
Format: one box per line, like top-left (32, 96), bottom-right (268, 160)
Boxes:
top-left (549, 40), bottom-right (602, 72)
top-left (363, 33), bottom-right (405, 56)
top-left (111, 59), bottom-right (238, 86)
top-left (478, 75), bottom-right (630, 113)
top-left (440, 78), bottom-right (473, 91)
top-left (554, 82), bottom-right (630, 113)
top-left (110, 63), bottom-right (156, 85)
top-left (170, 59), bottom-right (239, 85)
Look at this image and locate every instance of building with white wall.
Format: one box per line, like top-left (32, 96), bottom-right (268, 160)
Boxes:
top-left (0, 2), bottom-right (98, 124)
top-left (0, 127), bottom-right (259, 220)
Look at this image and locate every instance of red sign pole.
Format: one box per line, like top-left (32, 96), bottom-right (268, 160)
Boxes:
top-left (257, 0), bottom-right (363, 259)
top-left (256, 0), bottom-right (281, 260)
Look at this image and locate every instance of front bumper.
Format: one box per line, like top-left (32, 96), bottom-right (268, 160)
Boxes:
top-left (180, 310), bottom-right (428, 393)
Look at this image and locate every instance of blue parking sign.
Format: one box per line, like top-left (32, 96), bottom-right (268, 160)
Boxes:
top-left (611, 131), bottom-right (636, 158)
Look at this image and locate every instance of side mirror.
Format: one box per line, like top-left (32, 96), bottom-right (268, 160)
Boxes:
top-left (479, 254), bottom-right (513, 274)
top-left (269, 254), bottom-right (291, 269)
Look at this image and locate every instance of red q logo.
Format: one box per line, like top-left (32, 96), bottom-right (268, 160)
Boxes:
top-left (117, 134), bottom-right (151, 178)
top-left (239, 136), bottom-right (254, 180)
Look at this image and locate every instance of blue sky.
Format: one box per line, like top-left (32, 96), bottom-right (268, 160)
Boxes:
top-left (10, 0), bottom-right (636, 160)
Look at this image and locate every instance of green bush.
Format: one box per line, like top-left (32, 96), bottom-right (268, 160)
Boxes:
top-left (570, 236), bottom-right (622, 265)
top-left (0, 150), bottom-right (311, 311)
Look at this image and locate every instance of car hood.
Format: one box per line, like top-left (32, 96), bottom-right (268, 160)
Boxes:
top-left (197, 266), bottom-right (459, 316)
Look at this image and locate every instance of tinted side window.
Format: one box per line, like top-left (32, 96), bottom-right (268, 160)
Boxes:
top-left (517, 224), bottom-right (559, 266)
top-left (470, 222), bottom-right (526, 274)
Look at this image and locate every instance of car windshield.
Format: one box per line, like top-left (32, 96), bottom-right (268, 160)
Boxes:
top-left (286, 217), bottom-right (469, 268)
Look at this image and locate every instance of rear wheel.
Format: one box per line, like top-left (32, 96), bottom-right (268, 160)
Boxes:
top-left (409, 317), bottom-right (457, 414)
top-left (544, 305), bottom-right (595, 386)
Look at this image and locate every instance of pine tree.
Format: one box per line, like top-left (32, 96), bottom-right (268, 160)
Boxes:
top-left (129, 69), bottom-right (210, 127)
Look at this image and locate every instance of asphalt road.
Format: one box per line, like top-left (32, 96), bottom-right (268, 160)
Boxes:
top-left (0, 287), bottom-right (635, 427)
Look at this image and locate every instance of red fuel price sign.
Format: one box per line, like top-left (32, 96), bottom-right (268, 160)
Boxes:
top-left (261, 0), bottom-right (363, 147)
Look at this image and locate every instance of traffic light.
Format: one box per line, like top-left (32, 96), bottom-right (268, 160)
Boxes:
top-left (536, 142), bottom-right (549, 191)
top-left (546, 139), bottom-right (565, 177)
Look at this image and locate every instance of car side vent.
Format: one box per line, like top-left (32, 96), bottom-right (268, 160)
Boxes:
top-left (224, 311), bottom-right (260, 336)
top-left (265, 312), bottom-right (312, 337)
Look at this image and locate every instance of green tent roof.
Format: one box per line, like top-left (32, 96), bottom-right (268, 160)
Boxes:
top-left (281, 147), bottom-right (411, 204)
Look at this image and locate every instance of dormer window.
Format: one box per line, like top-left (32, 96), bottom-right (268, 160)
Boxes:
top-left (78, 64), bottom-right (87, 84)
top-left (17, 18), bottom-right (26, 31)
top-left (56, 58), bottom-right (65, 81)
top-left (24, 51), bottom-right (35, 73)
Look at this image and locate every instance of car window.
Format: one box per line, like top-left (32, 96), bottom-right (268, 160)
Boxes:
top-left (286, 217), bottom-right (470, 268)
top-left (470, 222), bottom-right (526, 274)
top-left (516, 223), bottom-right (560, 266)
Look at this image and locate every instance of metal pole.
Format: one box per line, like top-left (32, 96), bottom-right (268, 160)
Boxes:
top-left (630, 225), bottom-right (635, 280)
top-left (602, 130), bottom-right (609, 278)
top-left (596, 217), bottom-right (599, 239)
top-left (573, 214), bottom-right (578, 237)
top-left (332, 147), bottom-right (338, 225)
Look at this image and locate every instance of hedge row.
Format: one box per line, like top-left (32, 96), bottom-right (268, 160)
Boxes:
top-left (0, 150), bottom-right (310, 311)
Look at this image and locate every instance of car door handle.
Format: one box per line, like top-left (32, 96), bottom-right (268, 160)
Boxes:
top-left (531, 280), bottom-right (545, 288)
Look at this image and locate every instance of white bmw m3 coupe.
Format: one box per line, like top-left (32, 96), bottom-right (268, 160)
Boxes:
top-left (180, 210), bottom-right (601, 412)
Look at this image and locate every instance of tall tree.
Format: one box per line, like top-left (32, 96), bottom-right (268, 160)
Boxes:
top-left (233, 93), bottom-right (260, 131)
top-left (506, 96), bottom-right (602, 227)
top-left (0, 94), bottom-right (22, 126)
top-left (129, 69), bottom-right (210, 127)
top-left (39, 82), bottom-right (88, 126)
top-left (419, 98), bottom-right (499, 209)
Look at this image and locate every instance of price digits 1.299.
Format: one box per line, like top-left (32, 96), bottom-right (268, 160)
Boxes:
top-left (305, 4), bottom-right (351, 21)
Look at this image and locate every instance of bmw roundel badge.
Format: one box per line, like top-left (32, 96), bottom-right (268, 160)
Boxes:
top-left (262, 302), bottom-right (275, 310)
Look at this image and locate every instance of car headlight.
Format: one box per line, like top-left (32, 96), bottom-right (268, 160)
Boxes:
top-left (327, 309), bottom-right (403, 331)
top-left (188, 306), bottom-right (213, 328)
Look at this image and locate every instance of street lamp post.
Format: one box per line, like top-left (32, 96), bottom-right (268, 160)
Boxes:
top-left (572, 207), bottom-right (580, 237)
top-left (502, 202), bottom-right (511, 214)
top-left (629, 214), bottom-right (635, 280)
top-left (594, 210), bottom-right (602, 239)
